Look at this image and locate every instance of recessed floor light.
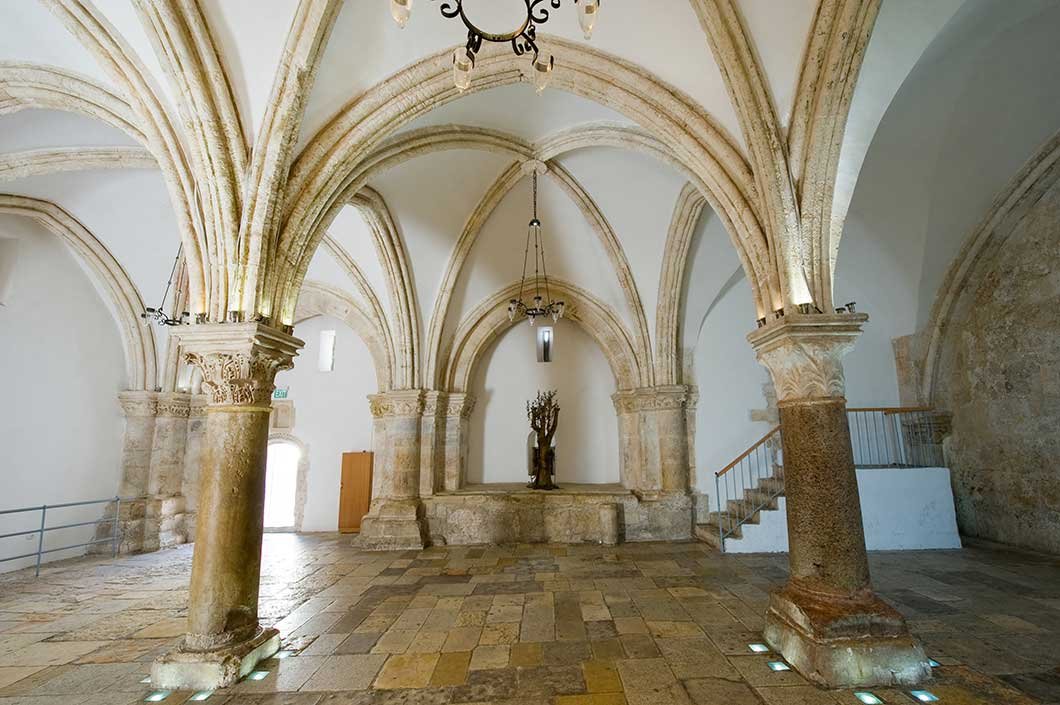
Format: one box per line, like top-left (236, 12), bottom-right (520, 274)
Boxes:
top-left (144, 692), bottom-right (171, 703)
top-left (909, 691), bottom-right (939, 703)
top-left (189, 692), bottom-right (213, 702)
top-left (748, 643), bottom-right (769, 653)
top-left (247, 670), bottom-right (270, 681)
top-left (927, 658), bottom-right (940, 667)
top-left (139, 677), bottom-right (151, 684)
top-left (855, 692), bottom-right (884, 704)
top-left (767, 661), bottom-right (790, 671)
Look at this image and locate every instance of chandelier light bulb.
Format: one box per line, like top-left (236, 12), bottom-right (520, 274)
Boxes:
top-left (390, 0), bottom-right (412, 28)
top-left (532, 54), bottom-right (554, 93)
top-left (578, 0), bottom-right (599, 40)
top-left (453, 47), bottom-right (473, 91)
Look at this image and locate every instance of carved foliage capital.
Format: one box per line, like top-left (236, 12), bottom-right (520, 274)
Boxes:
top-left (175, 324), bottom-right (303, 408)
top-left (118, 391), bottom-right (158, 418)
top-left (369, 390), bottom-right (426, 418)
top-left (612, 385), bottom-right (694, 414)
top-left (446, 393), bottom-right (476, 419)
top-left (748, 314), bottom-right (867, 402)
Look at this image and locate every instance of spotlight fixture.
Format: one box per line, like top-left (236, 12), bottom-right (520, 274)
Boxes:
top-left (508, 168), bottom-right (565, 326)
top-left (247, 671), bottom-right (269, 681)
top-left (755, 316), bottom-right (767, 328)
top-left (855, 693), bottom-right (884, 705)
top-left (909, 692), bottom-right (938, 703)
top-left (773, 307), bottom-right (785, 320)
top-left (747, 643), bottom-right (769, 653)
top-left (189, 692), bottom-right (213, 702)
top-left (144, 692), bottom-right (171, 703)
top-left (141, 245), bottom-right (189, 327)
top-left (766, 661), bottom-right (790, 672)
top-left (391, 0), bottom-right (602, 92)
top-left (927, 658), bottom-right (940, 668)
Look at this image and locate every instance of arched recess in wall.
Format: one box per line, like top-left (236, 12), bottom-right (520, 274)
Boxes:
top-left (265, 433), bottom-right (310, 532)
top-left (920, 130), bottom-right (1060, 404)
top-left (294, 280), bottom-right (394, 392)
top-left (272, 40), bottom-right (775, 325)
top-left (0, 194), bottom-right (156, 390)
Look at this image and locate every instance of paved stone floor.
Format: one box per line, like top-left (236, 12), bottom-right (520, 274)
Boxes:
top-left (0, 535), bottom-right (1058, 704)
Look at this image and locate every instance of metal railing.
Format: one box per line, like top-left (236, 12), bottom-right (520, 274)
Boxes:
top-left (0, 496), bottom-right (134, 577)
top-left (847, 407), bottom-right (946, 468)
top-left (712, 407), bottom-right (947, 551)
top-left (713, 425), bottom-right (782, 548)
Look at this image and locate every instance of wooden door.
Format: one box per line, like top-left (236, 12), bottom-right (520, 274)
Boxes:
top-left (339, 451), bottom-right (373, 533)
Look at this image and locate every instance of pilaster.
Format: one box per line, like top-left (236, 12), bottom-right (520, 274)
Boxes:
top-left (358, 389), bottom-right (429, 550)
top-left (749, 313), bottom-right (929, 687)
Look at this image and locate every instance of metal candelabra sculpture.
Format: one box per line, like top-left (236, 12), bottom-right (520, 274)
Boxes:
top-left (527, 390), bottom-right (560, 490)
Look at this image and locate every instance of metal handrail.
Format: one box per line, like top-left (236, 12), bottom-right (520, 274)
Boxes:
top-left (711, 407), bottom-right (945, 552)
top-left (0, 496), bottom-right (142, 577)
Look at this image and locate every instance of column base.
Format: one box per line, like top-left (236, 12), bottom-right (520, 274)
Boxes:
top-left (151, 627), bottom-right (279, 690)
top-left (356, 499), bottom-right (428, 550)
top-left (763, 584), bottom-right (931, 688)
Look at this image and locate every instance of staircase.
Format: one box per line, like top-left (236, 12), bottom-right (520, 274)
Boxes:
top-left (694, 426), bottom-right (783, 552)
top-left (695, 407), bottom-right (949, 552)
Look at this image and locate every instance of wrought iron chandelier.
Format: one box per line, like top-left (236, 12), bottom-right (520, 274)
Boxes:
top-left (141, 245), bottom-right (189, 327)
top-left (390, 0), bottom-right (602, 92)
top-left (509, 168), bottom-right (565, 325)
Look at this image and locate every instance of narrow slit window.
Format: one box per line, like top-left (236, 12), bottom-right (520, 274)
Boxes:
top-left (537, 326), bottom-right (554, 363)
top-left (318, 330), bottom-right (336, 372)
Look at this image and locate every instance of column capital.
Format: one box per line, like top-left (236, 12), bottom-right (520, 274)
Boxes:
top-left (747, 313), bottom-right (868, 403)
top-left (611, 385), bottom-right (694, 414)
top-left (173, 323), bottom-right (303, 408)
top-left (119, 391), bottom-right (159, 417)
top-left (155, 392), bottom-right (194, 418)
top-left (445, 392), bottom-right (476, 419)
top-left (368, 389), bottom-right (426, 418)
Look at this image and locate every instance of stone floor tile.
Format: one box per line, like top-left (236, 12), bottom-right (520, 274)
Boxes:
top-left (514, 664), bottom-right (586, 698)
top-left (300, 634), bottom-right (348, 657)
top-left (25, 663), bottom-right (137, 695)
top-left (555, 694), bottom-right (628, 705)
top-left (618, 634), bottom-right (660, 659)
top-left (655, 637), bottom-right (740, 680)
top-left (441, 627), bottom-right (481, 653)
top-left (614, 658), bottom-right (689, 705)
top-left (453, 611), bottom-right (485, 628)
top-left (405, 631), bottom-right (448, 654)
top-left (389, 608), bottom-right (433, 632)
top-left (429, 651), bottom-right (470, 687)
top-left (612, 617), bottom-right (647, 635)
top-left (683, 677), bottom-right (760, 705)
top-left (130, 617), bottom-right (185, 639)
top-left (373, 653), bottom-right (440, 689)
top-left (0, 667), bottom-right (45, 691)
top-left (486, 605), bottom-right (523, 624)
top-left (449, 666), bottom-right (519, 702)
top-left (754, 685), bottom-right (848, 704)
top-left (0, 641), bottom-right (107, 667)
top-left (508, 643), bottom-right (542, 668)
top-left (334, 633), bottom-right (382, 655)
top-left (543, 640), bottom-right (592, 665)
top-left (479, 623), bottom-right (518, 645)
top-left (300, 654), bottom-right (387, 691)
top-left (371, 629), bottom-right (419, 654)
top-left (646, 621), bottom-right (705, 639)
top-left (468, 645), bottom-right (509, 671)
top-left (582, 660), bottom-right (622, 693)
top-left (581, 605), bottom-right (612, 622)
top-left (233, 656), bottom-right (328, 693)
top-left (728, 655), bottom-right (810, 687)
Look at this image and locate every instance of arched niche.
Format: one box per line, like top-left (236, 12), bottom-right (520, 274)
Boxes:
top-left (467, 318), bottom-right (620, 486)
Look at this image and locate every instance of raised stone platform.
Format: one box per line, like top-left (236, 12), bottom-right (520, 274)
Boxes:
top-left (422, 483), bottom-right (693, 545)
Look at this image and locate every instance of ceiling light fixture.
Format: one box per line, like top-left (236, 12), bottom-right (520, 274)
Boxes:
top-left (142, 245), bottom-right (189, 327)
top-left (509, 165), bottom-right (564, 326)
top-left (390, 0), bottom-right (602, 92)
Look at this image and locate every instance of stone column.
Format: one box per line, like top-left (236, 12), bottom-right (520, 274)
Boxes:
top-left (358, 389), bottom-right (428, 550)
top-left (419, 391), bottom-right (446, 497)
top-left (748, 313), bottom-right (929, 687)
top-left (611, 386), bottom-right (695, 541)
top-left (443, 393), bottom-right (475, 492)
top-left (153, 323), bottom-right (302, 691)
top-left (143, 393), bottom-right (193, 551)
top-left (182, 395), bottom-right (208, 542)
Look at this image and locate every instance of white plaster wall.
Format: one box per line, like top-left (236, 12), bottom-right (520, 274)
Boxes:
top-left (725, 468), bottom-right (962, 553)
top-left (0, 216), bottom-right (125, 572)
top-left (468, 318), bottom-right (618, 485)
top-left (273, 314), bottom-right (377, 533)
top-left (0, 111), bottom-right (137, 152)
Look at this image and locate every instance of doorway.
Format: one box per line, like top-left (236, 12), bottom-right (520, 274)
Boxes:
top-left (264, 440), bottom-right (302, 531)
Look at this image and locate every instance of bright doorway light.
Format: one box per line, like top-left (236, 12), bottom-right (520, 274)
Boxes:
top-left (264, 442), bottom-right (299, 529)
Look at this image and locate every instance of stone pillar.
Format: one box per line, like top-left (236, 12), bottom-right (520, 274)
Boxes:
top-left (612, 386), bottom-right (694, 495)
top-left (419, 391), bottom-right (446, 497)
top-left (748, 313), bottom-right (929, 688)
top-left (443, 393), bottom-right (475, 492)
top-left (153, 323), bottom-right (302, 691)
top-left (358, 389), bottom-right (428, 550)
top-left (182, 396), bottom-right (208, 542)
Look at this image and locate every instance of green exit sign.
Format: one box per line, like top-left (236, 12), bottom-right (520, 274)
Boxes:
top-left (273, 387), bottom-right (289, 400)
